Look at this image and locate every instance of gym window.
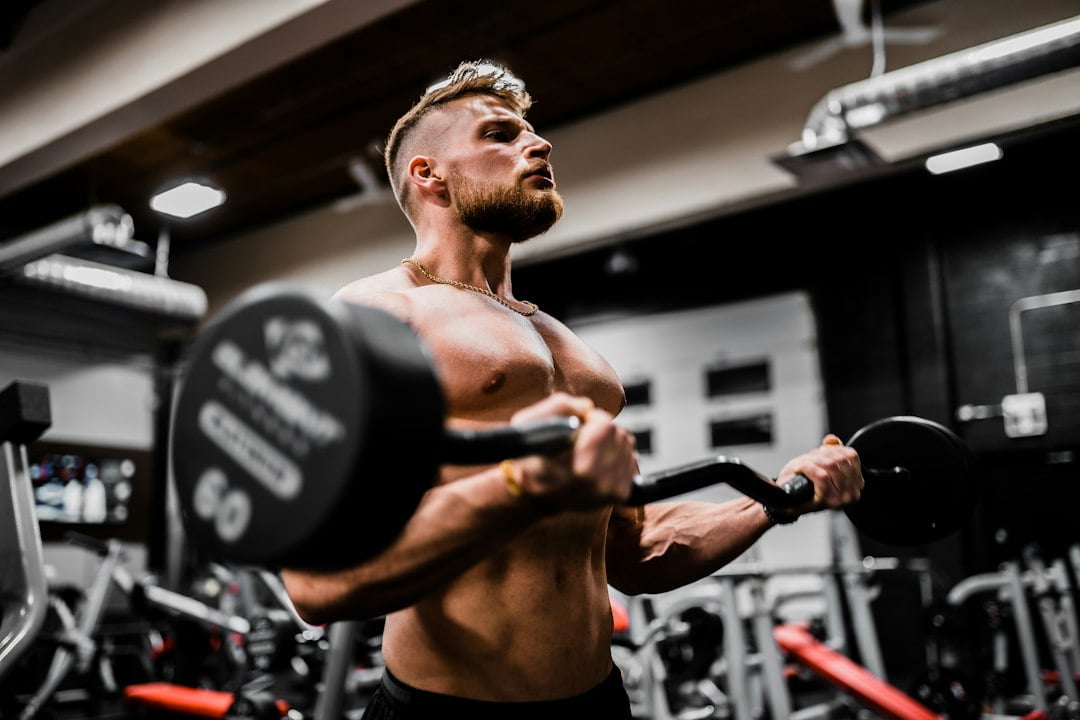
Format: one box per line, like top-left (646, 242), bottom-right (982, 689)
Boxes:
top-left (705, 360), bottom-right (770, 397)
top-left (623, 379), bottom-right (651, 407)
top-left (631, 428), bottom-right (653, 455)
top-left (709, 414), bottom-right (773, 447)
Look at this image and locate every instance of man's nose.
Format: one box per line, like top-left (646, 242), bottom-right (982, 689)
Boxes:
top-left (525, 133), bottom-right (552, 159)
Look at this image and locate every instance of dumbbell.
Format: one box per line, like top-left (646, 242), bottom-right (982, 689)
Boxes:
top-left (170, 285), bottom-right (977, 570)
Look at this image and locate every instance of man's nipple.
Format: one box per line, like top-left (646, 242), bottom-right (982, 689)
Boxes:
top-left (483, 372), bottom-right (506, 394)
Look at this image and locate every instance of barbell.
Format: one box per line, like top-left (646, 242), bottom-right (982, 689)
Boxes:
top-left (170, 285), bottom-right (978, 570)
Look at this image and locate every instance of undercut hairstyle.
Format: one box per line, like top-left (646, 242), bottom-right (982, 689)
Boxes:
top-left (383, 60), bottom-right (532, 215)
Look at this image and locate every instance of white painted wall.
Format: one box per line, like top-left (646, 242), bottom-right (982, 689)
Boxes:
top-left (569, 294), bottom-right (826, 502)
top-left (0, 345), bottom-right (157, 584)
top-left (0, 348), bottom-right (155, 449)
top-left (572, 294), bottom-right (838, 618)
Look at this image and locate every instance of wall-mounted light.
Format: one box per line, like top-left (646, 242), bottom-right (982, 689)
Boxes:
top-left (925, 143), bottom-right (1003, 175)
top-left (150, 181), bottom-right (226, 218)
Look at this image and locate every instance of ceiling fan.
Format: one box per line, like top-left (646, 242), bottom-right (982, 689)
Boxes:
top-left (789, 0), bottom-right (944, 74)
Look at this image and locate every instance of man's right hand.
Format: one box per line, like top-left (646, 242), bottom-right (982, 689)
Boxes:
top-left (509, 392), bottom-right (638, 511)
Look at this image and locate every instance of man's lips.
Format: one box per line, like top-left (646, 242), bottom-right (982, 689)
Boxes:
top-left (523, 166), bottom-right (554, 184)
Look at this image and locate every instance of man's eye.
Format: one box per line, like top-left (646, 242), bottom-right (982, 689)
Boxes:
top-left (485, 130), bottom-right (509, 141)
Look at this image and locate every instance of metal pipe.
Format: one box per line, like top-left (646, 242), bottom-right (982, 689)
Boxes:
top-left (18, 541), bottom-right (127, 720)
top-left (1024, 548), bottom-right (1080, 701)
top-left (832, 516), bottom-right (886, 678)
top-left (790, 14), bottom-right (1080, 155)
top-left (0, 205), bottom-right (137, 274)
top-left (17, 254), bottom-right (207, 323)
top-left (1053, 558), bottom-right (1080, 678)
top-left (313, 622), bottom-right (357, 720)
top-left (0, 443), bottom-right (49, 681)
top-left (947, 571), bottom-right (1011, 606)
top-left (1009, 288), bottom-right (1080, 394)
top-left (719, 577), bottom-right (754, 720)
top-left (751, 577), bottom-right (792, 719)
top-left (1004, 560), bottom-right (1049, 712)
top-left (141, 583), bottom-right (251, 635)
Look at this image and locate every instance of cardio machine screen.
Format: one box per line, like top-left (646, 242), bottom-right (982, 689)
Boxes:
top-left (29, 451), bottom-right (134, 524)
top-left (26, 441), bottom-right (152, 543)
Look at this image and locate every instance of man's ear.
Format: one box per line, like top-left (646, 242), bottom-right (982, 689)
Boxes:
top-left (407, 156), bottom-right (447, 200)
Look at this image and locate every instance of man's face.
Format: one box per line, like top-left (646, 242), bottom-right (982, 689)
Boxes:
top-left (438, 95), bottom-right (563, 241)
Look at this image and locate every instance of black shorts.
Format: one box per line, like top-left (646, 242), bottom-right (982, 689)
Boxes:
top-left (361, 664), bottom-right (633, 719)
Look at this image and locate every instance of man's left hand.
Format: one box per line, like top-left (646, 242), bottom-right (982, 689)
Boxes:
top-left (775, 435), bottom-right (864, 515)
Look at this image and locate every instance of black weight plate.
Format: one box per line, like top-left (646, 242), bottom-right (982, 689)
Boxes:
top-left (844, 416), bottom-right (976, 547)
top-left (307, 299), bottom-right (445, 568)
top-left (172, 284), bottom-right (365, 566)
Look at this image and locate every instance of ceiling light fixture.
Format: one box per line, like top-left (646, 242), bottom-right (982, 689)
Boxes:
top-left (150, 181), bottom-right (226, 218)
top-left (925, 143), bottom-right (1003, 175)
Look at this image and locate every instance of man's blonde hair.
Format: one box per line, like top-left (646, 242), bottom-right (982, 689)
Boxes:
top-left (384, 60), bottom-right (532, 214)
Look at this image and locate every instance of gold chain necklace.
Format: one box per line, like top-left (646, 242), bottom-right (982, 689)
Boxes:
top-left (401, 258), bottom-right (539, 317)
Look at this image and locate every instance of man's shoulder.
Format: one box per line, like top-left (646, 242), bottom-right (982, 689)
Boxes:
top-left (532, 309), bottom-right (580, 339)
top-left (333, 267), bottom-right (417, 321)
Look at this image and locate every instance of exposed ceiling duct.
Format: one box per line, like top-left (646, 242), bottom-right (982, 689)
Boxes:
top-left (16, 255), bottom-right (207, 323)
top-left (0, 205), bottom-right (141, 274)
top-left (0, 204), bottom-right (206, 323)
top-left (778, 13), bottom-right (1080, 177)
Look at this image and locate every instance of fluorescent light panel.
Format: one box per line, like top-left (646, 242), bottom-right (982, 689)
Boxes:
top-left (925, 143), bottom-right (1003, 175)
top-left (151, 181), bottom-right (226, 218)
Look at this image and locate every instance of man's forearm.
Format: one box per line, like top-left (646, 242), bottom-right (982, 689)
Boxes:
top-left (282, 466), bottom-right (544, 622)
top-left (606, 497), bottom-right (772, 596)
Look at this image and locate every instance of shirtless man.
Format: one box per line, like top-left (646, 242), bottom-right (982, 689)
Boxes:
top-left (281, 60), bottom-right (864, 718)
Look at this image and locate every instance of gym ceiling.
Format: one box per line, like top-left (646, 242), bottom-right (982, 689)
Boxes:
top-left (0, 0), bottom-right (1078, 263)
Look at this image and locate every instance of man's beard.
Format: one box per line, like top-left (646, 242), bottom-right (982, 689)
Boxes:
top-left (452, 174), bottom-right (564, 242)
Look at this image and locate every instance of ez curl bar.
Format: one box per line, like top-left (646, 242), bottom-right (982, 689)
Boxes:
top-left (170, 286), bottom-right (978, 570)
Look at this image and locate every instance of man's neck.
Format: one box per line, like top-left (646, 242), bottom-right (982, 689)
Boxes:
top-left (410, 225), bottom-right (516, 294)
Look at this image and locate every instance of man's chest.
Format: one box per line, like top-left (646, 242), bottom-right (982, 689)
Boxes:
top-left (416, 303), bottom-right (625, 419)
